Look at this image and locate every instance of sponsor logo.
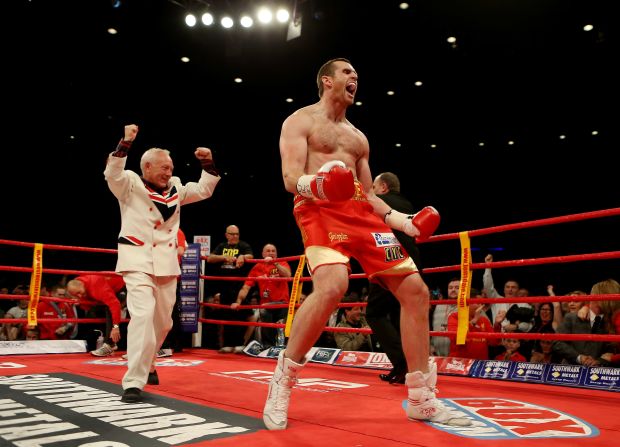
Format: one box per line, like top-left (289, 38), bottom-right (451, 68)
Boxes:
top-left (328, 232), bottom-right (349, 242)
top-left (445, 359), bottom-right (467, 373)
top-left (384, 245), bottom-right (405, 262)
top-left (0, 373), bottom-right (262, 446)
top-left (371, 232), bottom-right (398, 247)
top-left (312, 348), bottom-right (338, 363)
top-left (422, 398), bottom-right (598, 439)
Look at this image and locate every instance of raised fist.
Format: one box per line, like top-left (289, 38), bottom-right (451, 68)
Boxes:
top-left (124, 124), bottom-right (138, 142)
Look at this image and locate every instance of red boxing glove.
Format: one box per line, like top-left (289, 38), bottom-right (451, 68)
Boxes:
top-left (385, 206), bottom-right (440, 240)
top-left (297, 160), bottom-right (355, 202)
top-left (412, 206), bottom-right (440, 242)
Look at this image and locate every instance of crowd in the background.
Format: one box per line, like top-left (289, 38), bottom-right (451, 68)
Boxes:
top-left (2, 239), bottom-right (619, 368)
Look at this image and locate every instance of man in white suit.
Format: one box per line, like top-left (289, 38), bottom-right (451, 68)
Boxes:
top-left (104, 124), bottom-right (220, 403)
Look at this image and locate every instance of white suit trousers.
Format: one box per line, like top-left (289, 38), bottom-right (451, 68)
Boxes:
top-left (122, 271), bottom-right (177, 390)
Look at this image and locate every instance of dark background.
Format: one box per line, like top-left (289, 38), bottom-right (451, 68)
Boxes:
top-left (2, 0), bottom-right (619, 295)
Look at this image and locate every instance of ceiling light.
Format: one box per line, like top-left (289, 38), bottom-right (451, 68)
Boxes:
top-left (257, 7), bottom-right (273, 24)
top-left (221, 16), bottom-right (234, 28)
top-left (240, 15), bottom-right (253, 28)
top-left (202, 13), bottom-right (214, 26)
top-left (185, 13), bottom-right (197, 27)
top-left (276, 9), bottom-right (290, 23)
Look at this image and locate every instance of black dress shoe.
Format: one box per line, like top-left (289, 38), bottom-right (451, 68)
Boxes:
top-left (121, 387), bottom-right (142, 403)
top-left (389, 371), bottom-right (406, 384)
top-left (147, 370), bottom-right (159, 385)
top-left (379, 372), bottom-right (393, 382)
top-left (379, 368), bottom-right (406, 384)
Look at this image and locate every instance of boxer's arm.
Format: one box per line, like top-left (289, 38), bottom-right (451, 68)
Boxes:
top-left (280, 113), bottom-right (312, 195)
top-left (384, 206), bottom-right (440, 241)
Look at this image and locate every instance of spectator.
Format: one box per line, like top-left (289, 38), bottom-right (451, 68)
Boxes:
top-left (4, 298), bottom-right (29, 341)
top-left (530, 339), bottom-right (555, 364)
top-left (430, 278), bottom-right (459, 358)
top-left (521, 302), bottom-right (556, 360)
top-left (207, 225), bottom-right (254, 353)
top-left (587, 279), bottom-right (620, 366)
top-left (482, 253), bottom-right (530, 357)
top-left (66, 274), bottom-right (125, 356)
top-left (233, 243), bottom-right (291, 349)
top-left (37, 285), bottom-right (79, 340)
top-left (334, 295), bottom-right (373, 352)
top-left (495, 338), bottom-right (527, 362)
top-left (553, 282), bottom-right (613, 367)
top-left (26, 326), bottom-right (41, 340)
top-left (447, 302), bottom-right (499, 360)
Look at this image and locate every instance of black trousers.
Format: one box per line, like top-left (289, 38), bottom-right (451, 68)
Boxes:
top-left (259, 305), bottom-right (287, 347)
top-left (365, 283), bottom-right (407, 371)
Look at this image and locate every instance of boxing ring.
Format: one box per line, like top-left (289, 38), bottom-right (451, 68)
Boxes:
top-left (1, 208), bottom-right (620, 447)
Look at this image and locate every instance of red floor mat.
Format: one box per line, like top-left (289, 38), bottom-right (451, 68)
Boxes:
top-left (1, 349), bottom-right (618, 446)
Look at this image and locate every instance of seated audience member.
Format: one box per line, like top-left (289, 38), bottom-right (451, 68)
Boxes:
top-left (521, 302), bottom-right (556, 361)
top-left (495, 338), bottom-right (527, 362)
top-left (26, 326), bottom-right (41, 340)
top-left (37, 285), bottom-right (79, 340)
top-left (4, 297), bottom-right (29, 341)
top-left (430, 279), bottom-right (459, 358)
top-left (334, 295), bottom-right (373, 352)
top-left (447, 302), bottom-right (499, 360)
top-left (66, 274), bottom-right (125, 356)
top-left (530, 339), bottom-right (555, 364)
top-left (584, 279), bottom-right (620, 366)
top-left (553, 282), bottom-right (613, 366)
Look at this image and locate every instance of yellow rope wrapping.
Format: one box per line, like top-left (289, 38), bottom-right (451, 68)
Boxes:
top-left (27, 243), bottom-right (44, 328)
top-left (285, 255), bottom-right (306, 337)
top-left (456, 232), bottom-right (472, 345)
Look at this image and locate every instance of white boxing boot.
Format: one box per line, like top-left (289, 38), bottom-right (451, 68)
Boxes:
top-left (263, 350), bottom-right (308, 430)
top-left (406, 361), bottom-right (471, 426)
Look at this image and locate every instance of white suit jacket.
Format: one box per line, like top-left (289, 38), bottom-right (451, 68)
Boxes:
top-left (104, 154), bottom-right (220, 276)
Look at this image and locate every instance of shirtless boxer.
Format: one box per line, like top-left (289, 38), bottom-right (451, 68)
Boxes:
top-left (262, 58), bottom-right (470, 429)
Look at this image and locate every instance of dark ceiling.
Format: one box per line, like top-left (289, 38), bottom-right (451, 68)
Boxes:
top-left (4, 0), bottom-right (619, 292)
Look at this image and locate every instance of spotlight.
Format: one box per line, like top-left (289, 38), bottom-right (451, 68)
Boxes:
top-left (185, 13), bottom-right (197, 27)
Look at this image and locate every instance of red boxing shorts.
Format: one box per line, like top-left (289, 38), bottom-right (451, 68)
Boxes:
top-left (293, 183), bottom-right (418, 283)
